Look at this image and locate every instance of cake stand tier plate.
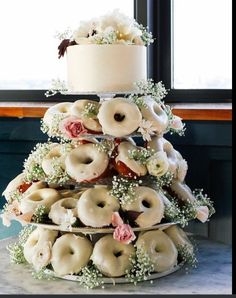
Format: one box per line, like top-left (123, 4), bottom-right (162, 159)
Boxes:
top-left (29, 222), bottom-right (177, 234)
top-left (44, 262), bottom-right (185, 285)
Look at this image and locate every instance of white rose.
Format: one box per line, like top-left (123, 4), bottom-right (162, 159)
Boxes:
top-left (196, 206), bottom-right (209, 223)
top-left (146, 151), bottom-right (169, 177)
top-left (170, 116), bottom-right (184, 130)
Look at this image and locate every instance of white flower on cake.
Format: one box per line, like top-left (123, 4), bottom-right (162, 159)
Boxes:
top-left (32, 241), bottom-right (52, 271)
top-left (146, 151), bottom-right (169, 177)
top-left (59, 209), bottom-right (76, 231)
top-left (137, 119), bottom-right (156, 141)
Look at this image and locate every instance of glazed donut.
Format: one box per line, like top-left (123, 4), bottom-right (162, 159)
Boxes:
top-left (20, 188), bottom-right (61, 214)
top-left (65, 143), bottom-right (109, 182)
top-left (23, 227), bottom-right (58, 268)
top-left (41, 144), bottom-right (67, 176)
top-left (77, 186), bottom-right (120, 227)
top-left (140, 96), bottom-right (169, 134)
top-left (49, 197), bottom-right (78, 225)
top-left (165, 225), bottom-right (194, 255)
top-left (70, 100), bottom-right (102, 132)
top-left (24, 181), bottom-right (48, 195)
top-left (121, 186), bottom-right (164, 227)
top-left (58, 189), bottom-right (84, 199)
top-left (114, 141), bottom-right (147, 177)
top-left (136, 230), bottom-right (178, 272)
top-left (2, 173), bottom-right (31, 202)
top-left (97, 98), bottom-right (142, 137)
top-left (148, 136), bottom-right (188, 181)
top-left (51, 233), bottom-right (93, 276)
top-left (43, 102), bottom-right (73, 130)
top-left (91, 234), bottom-right (135, 277)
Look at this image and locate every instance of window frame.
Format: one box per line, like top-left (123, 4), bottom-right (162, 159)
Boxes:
top-left (147, 0), bottom-right (232, 103)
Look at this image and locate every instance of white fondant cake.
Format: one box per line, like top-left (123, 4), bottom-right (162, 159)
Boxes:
top-left (66, 44), bottom-right (147, 93)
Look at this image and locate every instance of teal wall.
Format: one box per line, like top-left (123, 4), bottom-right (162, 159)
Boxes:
top-left (0, 118), bottom-right (232, 244)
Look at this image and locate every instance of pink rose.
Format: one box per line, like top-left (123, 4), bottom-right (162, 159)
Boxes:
top-left (170, 116), bottom-right (184, 130)
top-left (111, 212), bottom-right (124, 227)
top-left (113, 224), bottom-right (136, 244)
top-left (59, 116), bottom-right (87, 139)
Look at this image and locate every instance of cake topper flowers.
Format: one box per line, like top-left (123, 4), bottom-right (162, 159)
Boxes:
top-left (57, 9), bottom-right (154, 58)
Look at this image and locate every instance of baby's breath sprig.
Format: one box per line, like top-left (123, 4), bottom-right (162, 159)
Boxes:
top-left (7, 225), bottom-right (35, 264)
top-left (54, 28), bottom-right (73, 40)
top-left (127, 94), bottom-right (147, 109)
top-left (92, 30), bottom-right (117, 45)
top-left (136, 24), bottom-right (154, 46)
top-left (164, 105), bottom-right (186, 137)
top-left (32, 205), bottom-right (48, 223)
top-left (94, 139), bottom-right (114, 156)
top-left (155, 172), bottom-right (174, 190)
top-left (4, 189), bottom-right (23, 203)
top-left (44, 157), bottom-right (70, 186)
top-left (41, 114), bottom-right (69, 142)
top-left (182, 189), bottom-right (215, 221)
top-left (32, 268), bottom-right (55, 281)
top-left (23, 143), bottom-right (53, 182)
top-left (164, 199), bottom-right (188, 227)
top-left (128, 148), bottom-right (154, 165)
top-left (193, 189), bottom-right (215, 217)
top-left (82, 102), bottom-right (99, 118)
top-left (7, 243), bottom-right (26, 264)
top-left (134, 79), bottom-right (168, 103)
top-left (77, 264), bottom-right (104, 289)
top-left (177, 243), bottom-right (198, 272)
top-left (125, 245), bottom-right (155, 285)
top-left (110, 176), bottom-right (142, 206)
top-left (45, 78), bottom-right (68, 97)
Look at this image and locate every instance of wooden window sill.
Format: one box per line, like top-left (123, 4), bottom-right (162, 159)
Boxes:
top-left (0, 102), bottom-right (232, 121)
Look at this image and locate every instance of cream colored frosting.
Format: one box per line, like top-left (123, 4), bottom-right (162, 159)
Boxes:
top-left (77, 186), bottom-right (119, 227)
top-left (66, 45), bottom-right (147, 93)
top-left (91, 234), bottom-right (135, 277)
top-left (136, 230), bottom-right (178, 272)
top-left (121, 186), bottom-right (164, 227)
top-left (49, 197), bottom-right (78, 225)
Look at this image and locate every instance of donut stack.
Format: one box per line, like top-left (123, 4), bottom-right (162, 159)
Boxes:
top-left (1, 88), bottom-right (215, 288)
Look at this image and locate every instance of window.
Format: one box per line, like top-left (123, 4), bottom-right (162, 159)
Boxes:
top-left (148, 0), bottom-right (232, 102)
top-left (0, 0), bottom-right (133, 93)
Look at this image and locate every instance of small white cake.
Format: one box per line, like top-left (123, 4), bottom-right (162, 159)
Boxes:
top-left (66, 44), bottom-right (147, 93)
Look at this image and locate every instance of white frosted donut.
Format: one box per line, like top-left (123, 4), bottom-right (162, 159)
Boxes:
top-left (49, 197), bottom-right (78, 225)
top-left (136, 230), bottom-right (178, 272)
top-left (148, 136), bottom-right (188, 181)
top-left (164, 225), bottom-right (194, 255)
top-left (51, 233), bottom-right (93, 276)
top-left (41, 144), bottom-right (67, 176)
top-left (23, 227), bottom-right (58, 268)
top-left (77, 186), bottom-right (120, 227)
top-left (140, 96), bottom-right (169, 134)
top-left (24, 181), bottom-right (48, 195)
top-left (58, 189), bottom-right (84, 199)
top-left (65, 143), bottom-right (109, 182)
top-left (43, 102), bottom-right (73, 130)
top-left (115, 141), bottom-right (147, 176)
top-left (2, 173), bottom-right (27, 201)
top-left (70, 100), bottom-right (102, 132)
top-left (20, 188), bottom-right (61, 214)
top-left (91, 234), bottom-right (135, 277)
top-left (121, 186), bottom-right (164, 227)
top-left (97, 98), bottom-right (142, 137)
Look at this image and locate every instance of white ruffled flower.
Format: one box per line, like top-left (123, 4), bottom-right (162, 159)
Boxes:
top-left (32, 241), bottom-right (52, 271)
top-left (196, 206), bottom-right (209, 223)
top-left (177, 159), bottom-right (188, 182)
top-left (138, 119), bottom-right (156, 141)
top-left (73, 19), bottom-right (99, 43)
top-left (170, 115), bottom-right (184, 131)
top-left (146, 151), bottom-right (169, 177)
top-left (59, 209), bottom-right (76, 232)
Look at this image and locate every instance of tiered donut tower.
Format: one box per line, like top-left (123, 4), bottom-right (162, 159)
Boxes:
top-left (1, 11), bottom-right (215, 289)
